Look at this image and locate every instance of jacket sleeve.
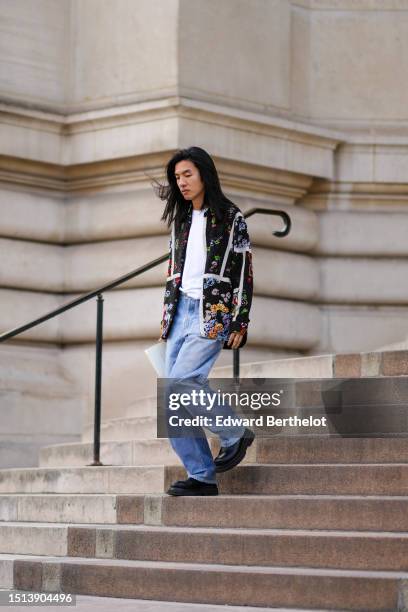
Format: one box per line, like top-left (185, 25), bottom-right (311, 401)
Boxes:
top-left (229, 215), bottom-right (253, 335)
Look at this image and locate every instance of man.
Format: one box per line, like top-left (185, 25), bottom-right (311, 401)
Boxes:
top-left (155, 146), bottom-right (254, 496)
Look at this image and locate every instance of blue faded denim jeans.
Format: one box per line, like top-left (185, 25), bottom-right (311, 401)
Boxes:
top-left (164, 292), bottom-right (245, 484)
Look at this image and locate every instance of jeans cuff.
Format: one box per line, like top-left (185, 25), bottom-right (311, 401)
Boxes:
top-left (188, 474), bottom-right (217, 485)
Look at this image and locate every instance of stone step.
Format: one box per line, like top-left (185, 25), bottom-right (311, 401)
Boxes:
top-left (217, 463), bottom-right (408, 496)
top-left (70, 523), bottom-right (408, 572)
top-left (0, 493), bottom-right (143, 525)
top-left (0, 522), bottom-right (68, 556)
top-left (0, 589), bottom-right (330, 612)
top-left (1, 463), bottom-right (408, 496)
top-left (0, 555), bottom-right (14, 589)
top-left (124, 395), bottom-right (158, 419)
top-left (151, 493), bottom-right (408, 533)
top-left (81, 416), bottom-right (158, 442)
top-left (2, 522), bottom-right (408, 572)
top-left (11, 554), bottom-right (406, 610)
top-left (257, 436), bottom-right (408, 464)
top-left (1, 492), bottom-right (408, 532)
top-left (40, 439), bottom-right (175, 468)
top-left (40, 434), bottom-right (408, 471)
top-left (0, 466), bottom-right (182, 495)
top-left (38, 437), bottom-right (255, 468)
top-left (214, 349), bottom-right (408, 379)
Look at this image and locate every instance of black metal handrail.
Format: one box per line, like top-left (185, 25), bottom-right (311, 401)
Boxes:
top-left (0, 207), bottom-right (290, 465)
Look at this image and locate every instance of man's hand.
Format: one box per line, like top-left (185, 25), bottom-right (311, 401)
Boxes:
top-left (227, 331), bottom-right (244, 349)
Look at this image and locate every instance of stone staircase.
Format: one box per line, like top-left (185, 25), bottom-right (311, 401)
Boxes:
top-left (1, 349), bottom-right (408, 610)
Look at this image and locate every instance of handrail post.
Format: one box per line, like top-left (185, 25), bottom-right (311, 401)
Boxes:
top-left (233, 348), bottom-right (240, 382)
top-left (230, 207), bottom-right (291, 379)
top-left (91, 293), bottom-right (104, 466)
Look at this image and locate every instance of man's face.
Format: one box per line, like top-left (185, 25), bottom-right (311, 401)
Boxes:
top-left (174, 159), bottom-right (204, 201)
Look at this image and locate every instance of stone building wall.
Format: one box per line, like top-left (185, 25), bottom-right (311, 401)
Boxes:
top-left (1, 0), bottom-right (408, 430)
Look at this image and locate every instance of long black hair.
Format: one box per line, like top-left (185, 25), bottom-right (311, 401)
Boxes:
top-left (152, 146), bottom-right (232, 229)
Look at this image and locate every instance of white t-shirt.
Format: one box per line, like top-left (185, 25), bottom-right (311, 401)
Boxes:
top-left (180, 207), bottom-right (207, 299)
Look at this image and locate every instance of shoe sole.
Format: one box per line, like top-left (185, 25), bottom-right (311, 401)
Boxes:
top-left (166, 488), bottom-right (219, 496)
top-left (215, 432), bottom-right (255, 473)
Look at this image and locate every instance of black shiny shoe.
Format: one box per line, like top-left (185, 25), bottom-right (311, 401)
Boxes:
top-left (214, 428), bottom-right (255, 473)
top-left (166, 477), bottom-right (219, 496)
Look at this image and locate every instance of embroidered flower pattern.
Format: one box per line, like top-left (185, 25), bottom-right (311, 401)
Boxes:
top-left (160, 204), bottom-right (253, 345)
top-left (233, 218), bottom-right (251, 251)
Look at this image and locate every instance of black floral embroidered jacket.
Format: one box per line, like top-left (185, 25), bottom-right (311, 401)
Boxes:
top-left (160, 201), bottom-right (253, 349)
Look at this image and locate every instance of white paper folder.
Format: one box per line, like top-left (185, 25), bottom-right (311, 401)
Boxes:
top-left (144, 341), bottom-right (167, 377)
